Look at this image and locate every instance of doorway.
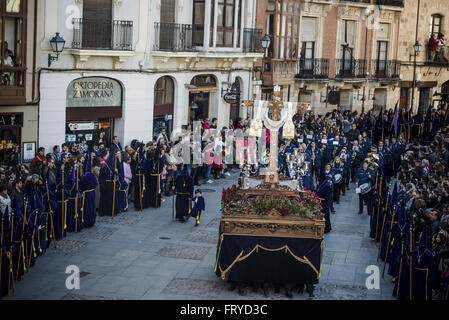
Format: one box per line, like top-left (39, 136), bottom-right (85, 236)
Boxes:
top-left (419, 88), bottom-right (432, 113)
top-left (400, 87), bottom-right (410, 109)
top-left (82, 0), bottom-right (113, 49)
top-left (0, 127), bottom-right (20, 166)
top-left (229, 78), bottom-right (242, 126)
top-left (189, 92), bottom-right (209, 122)
top-left (153, 76), bottom-right (175, 138)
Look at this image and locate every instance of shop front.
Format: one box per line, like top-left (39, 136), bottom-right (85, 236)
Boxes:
top-left (188, 75), bottom-right (218, 122)
top-left (66, 76), bottom-right (123, 147)
top-left (0, 113), bottom-right (22, 165)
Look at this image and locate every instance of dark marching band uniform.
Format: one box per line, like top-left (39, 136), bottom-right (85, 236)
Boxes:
top-left (331, 162), bottom-right (344, 204)
top-left (175, 168), bottom-right (194, 221)
top-left (355, 165), bottom-right (375, 215)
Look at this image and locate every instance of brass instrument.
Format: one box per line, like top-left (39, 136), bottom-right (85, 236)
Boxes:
top-left (366, 153), bottom-right (380, 172)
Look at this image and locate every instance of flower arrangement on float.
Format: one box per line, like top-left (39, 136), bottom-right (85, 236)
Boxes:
top-left (221, 185), bottom-right (322, 219)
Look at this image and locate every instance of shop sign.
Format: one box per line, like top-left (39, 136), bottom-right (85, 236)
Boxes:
top-left (0, 114), bottom-right (23, 126)
top-left (67, 77), bottom-right (122, 108)
top-left (165, 114), bottom-right (173, 121)
top-left (68, 122), bottom-right (95, 131)
top-left (223, 92), bottom-right (239, 104)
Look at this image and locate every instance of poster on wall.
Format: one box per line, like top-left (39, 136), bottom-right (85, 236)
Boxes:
top-left (23, 142), bottom-right (36, 163)
top-left (66, 134), bottom-right (76, 143)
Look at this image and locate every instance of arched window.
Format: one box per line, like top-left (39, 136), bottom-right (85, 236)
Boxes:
top-left (155, 76), bottom-right (174, 106)
top-left (430, 14), bottom-right (442, 36)
top-left (190, 74), bottom-right (217, 87)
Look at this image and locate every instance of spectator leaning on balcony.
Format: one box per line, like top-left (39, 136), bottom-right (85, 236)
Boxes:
top-left (428, 34), bottom-right (439, 61)
top-left (437, 33), bottom-right (448, 62)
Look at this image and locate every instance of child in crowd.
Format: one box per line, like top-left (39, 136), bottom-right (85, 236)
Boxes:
top-left (189, 189), bottom-right (205, 226)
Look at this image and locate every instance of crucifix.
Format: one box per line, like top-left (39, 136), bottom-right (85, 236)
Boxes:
top-left (241, 85), bottom-right (308, 187)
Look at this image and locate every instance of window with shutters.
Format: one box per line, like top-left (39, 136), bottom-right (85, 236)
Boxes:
top-left (160, 0), bottom-right (175, 23)
top-left (213, 0), bottom-right (240, 47)
top-left (277, 1), bottom-right (299, 59)
top-left (193, 0), bottom-right (205, 46)
top-left (81, 0), bottom-right (113, 49)
top-left (376, 41), bottom-right (388, 73)
top-left (273, 0), bottom-right (300, 60)
top-left (339, 20), bottom-right (355, 73)
top-left (1, 0), bottom-right (27, 104)
top-left (300, 16), bottom-right (317, 66)
top-left (430, 14), bottom-right (442, 36)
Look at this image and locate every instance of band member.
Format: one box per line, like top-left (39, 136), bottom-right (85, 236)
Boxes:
top-left (355, 160), bottom-right (375, 215)
top-left (299, 163), bottom-right (312, 191)
top-left (338, 147), bottom-right (352, 192)
top-left (331, 157), bottom-right (344, 204)
top-left (322, 163), bottom-right (335, 214)
top-left (286, 153), bottom-right (297, 179)
top-left (307, 141), bottom-right (321, 186)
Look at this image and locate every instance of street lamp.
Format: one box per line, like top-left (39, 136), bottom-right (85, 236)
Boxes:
top-left (413, 41), bottom-right (423, 54)
top-left (411, 40), bottom-right (422, 114)
top-left (48, 32), bottom-right (66, 67)
top-left (261, 34), bottom-right (271, 58)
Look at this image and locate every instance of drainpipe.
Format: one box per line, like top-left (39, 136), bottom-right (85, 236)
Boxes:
top-left (362, 20), bottom-right (368, 114)
top-left (138, 0), bottom-right (152, 69)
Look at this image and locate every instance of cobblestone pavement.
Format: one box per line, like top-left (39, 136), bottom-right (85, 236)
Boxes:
top-left (6, 173), bottom-right (394, 300)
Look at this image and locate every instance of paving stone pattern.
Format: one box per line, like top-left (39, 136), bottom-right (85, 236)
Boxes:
top-left (7, 173), bottom-right (394, 300)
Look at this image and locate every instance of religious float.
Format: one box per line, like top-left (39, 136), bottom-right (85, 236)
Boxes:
top-left (214, 86), bottom-right (327, 296)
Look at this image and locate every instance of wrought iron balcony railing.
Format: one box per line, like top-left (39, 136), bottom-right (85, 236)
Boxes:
top-left (426, 46), bottom-right (449, 66)
top-left (153, 22), bottom-right (194, 52)
top-left (243, 28), bottom-right (264, 53)
top-left (72, 18), bottom-right (133, 50)
top-left (295, 58), bottom-right (330, 79)
top-left (336, 59), bottom-right (367, 78)
top-left (339, 0), bottom-right (370, 3)
top-left (376, 0), bottom-right (404, 7)
top-left (371, 60), bottom-right (400, 78)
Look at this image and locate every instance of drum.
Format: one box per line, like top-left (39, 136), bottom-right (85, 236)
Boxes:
top-left (333, 173), bottom-right (343, 184)
top-left (360, 183), bottom-right (372, 195)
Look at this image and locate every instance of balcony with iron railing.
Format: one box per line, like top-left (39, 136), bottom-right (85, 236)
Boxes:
top-left (375, 0), bottom-right (404, 7)
top-left (243, 28), bottom-right (264, 53)
top-left (425, 46), bottom-right (449, 66)
top-left (0, 66), bottom-right (26, 105)
top-left (72, 19), bottom-right (133, 50)
top-left (335, 59), bottom-right (367, 78)
top-left (295, 58), bottom-right (330, 79)
top-left (153, 22), bottom-right (196, 52)
top-left (371, 60), bottom-right (401, 79)
top-left (339, 0), bottom-right (371, 4)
